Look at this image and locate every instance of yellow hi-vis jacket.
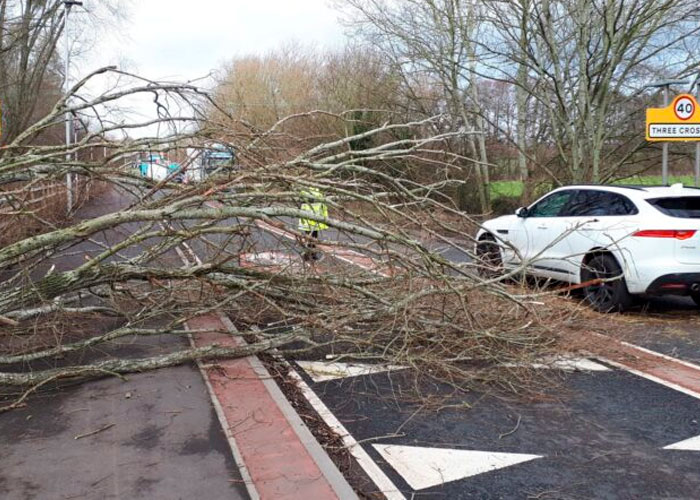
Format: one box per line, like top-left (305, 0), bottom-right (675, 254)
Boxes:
top-left (298, 187), bottom-right (329, 232)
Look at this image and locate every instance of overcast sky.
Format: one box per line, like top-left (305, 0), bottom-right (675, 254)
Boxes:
top-left (83, 0), bottom-right (347, 82)
top-left (73, 0), bottom-right (349, 137)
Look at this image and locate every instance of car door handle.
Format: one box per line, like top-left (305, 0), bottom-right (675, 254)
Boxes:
top-left (537, 225), bottom-right (548, 230)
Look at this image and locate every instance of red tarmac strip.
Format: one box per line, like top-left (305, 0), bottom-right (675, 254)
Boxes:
top-left (187, 314), bottom-right (352, 499)
top-left (588, 332), bottom-right (700, 398)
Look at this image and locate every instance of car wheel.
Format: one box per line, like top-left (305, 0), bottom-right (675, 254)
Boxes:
top-left (476, 234), bottom-right (503, 277)
top-left (581, 253), bottom-right (633, 312)
top-left (690, 293), bottom-right (700, 308)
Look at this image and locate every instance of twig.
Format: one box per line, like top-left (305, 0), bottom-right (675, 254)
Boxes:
top-left (0, 314), bottom-right (19, 326)
top-left (74, 423), bottom-right (115, 440)
top-left (499, 415), bottom-right (521, 439)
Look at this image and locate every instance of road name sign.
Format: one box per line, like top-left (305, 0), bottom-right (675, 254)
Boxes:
top-left (646, 94), bottom-right (700, 141)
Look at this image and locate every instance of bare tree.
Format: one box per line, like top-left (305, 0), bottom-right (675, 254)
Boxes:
top-left (337, 0), bottom-right (493, 212)
top-left (480, 0), bottom-right (700, 183)
top-left (0, 0), bottom-right (130, 146)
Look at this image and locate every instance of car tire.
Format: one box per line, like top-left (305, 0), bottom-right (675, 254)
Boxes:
top-left (690, 293), bottom-right (700, 308)
top-left (476, 234), bottom-right (503, 278)
top-left (581, 253), bottom-right (633, 312)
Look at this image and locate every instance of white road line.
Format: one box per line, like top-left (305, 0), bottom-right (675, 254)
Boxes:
top-left (286, 368), bottom-right (407, 500)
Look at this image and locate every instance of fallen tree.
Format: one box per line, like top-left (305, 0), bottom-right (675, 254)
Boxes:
top-left (0, 67), bottom-right (572, 410)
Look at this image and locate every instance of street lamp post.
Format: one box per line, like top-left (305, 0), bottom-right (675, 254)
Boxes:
top-left (63, 1), bottom-right (82, 214)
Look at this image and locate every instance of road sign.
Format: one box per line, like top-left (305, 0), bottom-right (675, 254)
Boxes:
top-left (646, 94), bottom-right (700, 141)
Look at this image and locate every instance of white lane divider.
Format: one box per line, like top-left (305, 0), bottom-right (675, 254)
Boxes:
top-left (373, 444), bottom-right (542, 490)
top-left (296, 361), bottom-right (407, 383)
top-left (286, 368), bottom-right (407, 500)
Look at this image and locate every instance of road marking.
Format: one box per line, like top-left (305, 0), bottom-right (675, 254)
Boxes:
top-left (287, 368), bottom-right (407, 500)
top-left (296, 361), bottom-right (407, 382)
top-left (205, 201), bottom-right (700, 489)
top-left (664, 434), bottom-right (700, 451)
top-left (240, 250), bottom-right (300, 268)
top-left (254, 219), bottom-right (391, 276)
top-left (503, 356), bottom-right (611, 372)
top-left (372, 444), bottom-right (541, 490)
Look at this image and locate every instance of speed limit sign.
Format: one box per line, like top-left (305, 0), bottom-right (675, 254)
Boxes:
top-left (674, 95), bottom-right (696, 120)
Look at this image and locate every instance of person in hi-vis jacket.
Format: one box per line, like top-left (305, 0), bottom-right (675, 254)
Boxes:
top-left (298, 187), bottom-right (328, 261)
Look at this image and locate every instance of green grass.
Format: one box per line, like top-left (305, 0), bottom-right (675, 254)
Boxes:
top-left (613, 175), bottom-right (696, 186)
top-left (491, 175), bottom-right (700, 200)
top-left (490, 180), bottom-right (524, 199)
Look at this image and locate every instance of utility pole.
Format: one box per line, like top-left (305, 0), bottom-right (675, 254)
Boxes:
top-left (63, 1), bottom-right (82, 214)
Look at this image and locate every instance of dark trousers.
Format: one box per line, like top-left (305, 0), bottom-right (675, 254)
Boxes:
top-left (303, 230), bottom-right (320, 260)
top-left (304, 230), bottom-right (319, 247)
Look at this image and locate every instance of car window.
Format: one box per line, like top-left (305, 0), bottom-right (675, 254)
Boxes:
top-left (563, 190), bottom-right (638, 217)
top-left (528, 190), bottom-right (576, 217)
top-left (647, 197), bottom-right (700, 218)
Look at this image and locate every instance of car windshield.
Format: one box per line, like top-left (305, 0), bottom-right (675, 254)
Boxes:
top-left (647, 196), bottom-right (700, 218)
top-left (207, 157), bottom-right (232, 168)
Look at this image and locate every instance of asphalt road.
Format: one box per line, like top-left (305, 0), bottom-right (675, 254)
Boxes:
top-left (4, 184), bottom-right (700, 499)
top-left (248, 214), bottom-right (700, 499)
top-left (294, 360), bottom-right (700, 499)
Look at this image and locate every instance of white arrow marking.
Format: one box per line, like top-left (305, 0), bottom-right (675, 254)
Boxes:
top-left (296, 361), bottom-right (406, 382)
top-left (664, 435), bottom-right (700, 451)
top-left (373, 444), bottom-right (542, 490)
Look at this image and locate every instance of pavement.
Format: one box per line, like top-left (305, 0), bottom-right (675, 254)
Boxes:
top-left (0, 364), bottom-right (249, 500)
top-left (3, 185), bottom-right (700, 499)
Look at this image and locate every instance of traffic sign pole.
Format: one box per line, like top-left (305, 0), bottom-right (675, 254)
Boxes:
top-left (663, 85), bottom-right (669, 185)
top-left (646, 80), bottom-right (692, 185)
top-left (696, 81), bottom-right (700, 187)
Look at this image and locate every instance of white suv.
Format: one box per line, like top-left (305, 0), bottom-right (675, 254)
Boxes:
top-left (476, 184), bottom-right (700, 311)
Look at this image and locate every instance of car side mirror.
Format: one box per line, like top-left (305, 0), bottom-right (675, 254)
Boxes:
top-left (515, 207), bottom-right (529, 218)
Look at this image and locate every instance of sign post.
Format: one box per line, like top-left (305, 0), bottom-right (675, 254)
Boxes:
top-left (646, 80), bottom-right (691, 185)
top-left (646, 89), bottom-right (700, 185)
top-left (696, 81), bottom-right (700, 186)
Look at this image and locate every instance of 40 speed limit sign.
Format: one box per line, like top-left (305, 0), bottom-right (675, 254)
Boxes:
top-left (646, 93), bottom-right (700, 141)
top-left (674, 95), bottom-right (695, 120)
